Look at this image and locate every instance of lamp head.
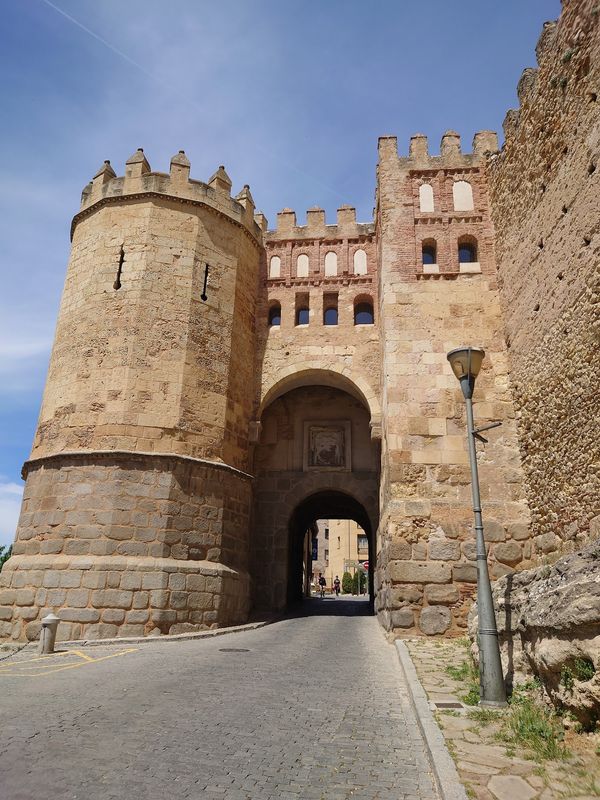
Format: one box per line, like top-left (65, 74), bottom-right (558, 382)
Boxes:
top-left (447, 346), bottom-right (485, 399)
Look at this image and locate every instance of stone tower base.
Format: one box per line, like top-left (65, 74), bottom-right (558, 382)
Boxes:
top-left (0, 452), bottom-right (252, 641)
top-left (0, 555), bottom-right (249, 641)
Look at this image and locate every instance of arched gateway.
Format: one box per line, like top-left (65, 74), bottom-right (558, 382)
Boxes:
top-left (287, 490), bottom-right (376, 606)
top-left (1, 138), bottom-right (531, 642)
top-left (249, 381), bottom-right (380, 612)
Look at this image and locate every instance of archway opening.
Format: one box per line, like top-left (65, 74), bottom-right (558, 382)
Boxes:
top-left (287, 490), bottom-right (375, 613)
top-left (251, 379), bottom-right (380, 615)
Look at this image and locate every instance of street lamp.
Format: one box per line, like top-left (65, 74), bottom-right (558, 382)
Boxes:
top-left (447, 346), bottom-right (507, 708)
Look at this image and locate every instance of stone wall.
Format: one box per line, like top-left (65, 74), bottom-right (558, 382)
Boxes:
top-left (1, 454), bottom-right (251, 640)
top-left (35, 154), bottom-right (261, 470)
top-left (488, 0), bottom-right (600, 557)
top-left (1, 152), bottom-right (261, 640)
top-left (375, 133), bottom-right (531, 637)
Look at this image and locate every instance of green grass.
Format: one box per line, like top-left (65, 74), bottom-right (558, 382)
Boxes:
top-left (446, 662), bottom-right (472, 681)
top-left (445, 657), bottom-right (480, 705)
top-left (467, 707), bottom-right (502, 726)
top-left (496, 692), bottom-right (569, 762)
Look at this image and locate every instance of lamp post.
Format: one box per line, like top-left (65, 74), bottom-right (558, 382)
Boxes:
top-left (447, 346), bottom-right (507, 707)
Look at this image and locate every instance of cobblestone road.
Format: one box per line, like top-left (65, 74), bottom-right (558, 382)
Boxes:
top-left (0, 598), bottom-right (438, 799)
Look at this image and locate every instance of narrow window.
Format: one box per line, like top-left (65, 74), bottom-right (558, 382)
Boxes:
top-left (324, 306), bottom-right (338, 325)
top-left (323, 292), bottom-right (338, 325)
top-left (458, 239), bottom-right (477, 263)
top-left (354, 299), bottom-right (374, 325)
top-left (419, 184), bottom-right (434, 212)
top-left (353, 249), bottom-right (367, 275)
top-left (296, 307), bottom-right (309, 325)
top-left (113, 245), bottom-right (125, 290)
top-left (296, 253), bottom-right (309, 278)
top-left (295, 291), bottom-right (309, 325)
top-left (422, 242), bottom-right (437, 265)
top-left (324, 251), bottom-right (338, 276)
top-left (453, 180), bottom-right (474, 211)
top-left (200, 263), bottom-right (209, 301)
top-left (269, 255), bottom-right (281, 278)
top-left (268, 303), bottom-right (281, 326)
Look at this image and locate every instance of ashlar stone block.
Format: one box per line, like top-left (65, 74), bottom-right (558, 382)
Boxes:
top-left (424, 584), bottom-right (460, 605)
top-left (493, 541), bottom-right (523, 565)
top-left (389, 560), bottom-right (451, 584)
top-left (419, 605), bottom-right (452, 635)
top-left (428, 538), bottom-right (460, 561)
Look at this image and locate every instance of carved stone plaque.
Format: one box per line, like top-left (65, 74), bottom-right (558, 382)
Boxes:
top-left (303, 421), bottom-right (351, 471)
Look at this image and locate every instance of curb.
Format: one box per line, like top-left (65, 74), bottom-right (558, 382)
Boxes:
top-left (395, 641), bottom-right (468, 800)
top-left (60, 619), bottom-right (274, 648)
top-left (0, 618), bottom-right (276, 656)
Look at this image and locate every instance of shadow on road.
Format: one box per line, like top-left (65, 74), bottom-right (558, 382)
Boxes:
top-left (282, 596), bottom-right (374, 619)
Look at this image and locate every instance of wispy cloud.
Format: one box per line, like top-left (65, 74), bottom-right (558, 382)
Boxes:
top-left (0, 480), bottom-right (23, 548)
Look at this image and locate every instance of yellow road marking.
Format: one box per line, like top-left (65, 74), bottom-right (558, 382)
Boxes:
top-left (0, 650), bottom-right (76, 668)
top-left (0, 647), bottom-right (138, 677)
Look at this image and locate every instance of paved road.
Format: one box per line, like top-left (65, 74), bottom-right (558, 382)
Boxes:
top-left (0, 598), bottom-right (438, 800)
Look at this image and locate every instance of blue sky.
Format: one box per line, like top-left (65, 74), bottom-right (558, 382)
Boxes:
top-left (0, 0), bottom-right (560, 546)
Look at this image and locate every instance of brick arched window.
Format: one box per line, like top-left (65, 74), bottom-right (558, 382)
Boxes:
top-left (353, 249), bottom-right (367, 275)
top-left (324, 251), bottom-right (338, 276)
top-left (453, 181), bottom-right (474, 211)
top-left (269, 255), bottom-right (281, 278)
top-left (419, 184), bottom-right (434, 212)
top-left (296, 253), bottom-right (309, 278)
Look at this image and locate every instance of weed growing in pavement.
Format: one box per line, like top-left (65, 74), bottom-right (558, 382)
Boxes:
top-left (495, 684), bottom-right (569, 762)
top-left (445, 657), bottom-right (480, 705)
top-left (467, 707), bottom-right (502, 726)
top-left (461, 683), bottom-right (481, 706)
top-left (581, 776), bottom-right (600, 796)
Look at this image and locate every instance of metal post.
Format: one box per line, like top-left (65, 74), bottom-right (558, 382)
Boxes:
top-left (462, 379), bottom-right (507, 707)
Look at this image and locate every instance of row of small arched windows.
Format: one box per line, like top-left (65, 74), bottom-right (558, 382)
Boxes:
top-left (421, 237), bottom-right (478, 265)
top-left (269, 248), bottom-right (367, 279)
top-left (419, 180), bottom-right (474, 213)
top-left (268, 298), bottom-right (374, 327)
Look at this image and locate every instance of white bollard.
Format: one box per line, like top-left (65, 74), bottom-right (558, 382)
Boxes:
top-left (38, 613), bottom-right (61, 654)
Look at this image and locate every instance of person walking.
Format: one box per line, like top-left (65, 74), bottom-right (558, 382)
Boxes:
top-left (333, 575), bottom-right (341, 597)
top-left (318, 572), bottom-right (326, 598)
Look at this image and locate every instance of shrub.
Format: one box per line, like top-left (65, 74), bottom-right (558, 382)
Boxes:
top-left (341, 572), bottom-right (353, 594)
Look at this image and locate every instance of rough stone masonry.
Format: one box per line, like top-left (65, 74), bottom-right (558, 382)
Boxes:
top-left (0, 0), bottom-right (598, 644)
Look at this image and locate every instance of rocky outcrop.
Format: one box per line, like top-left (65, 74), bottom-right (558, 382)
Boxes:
top-left (470, 540), bottom-right (600, 727)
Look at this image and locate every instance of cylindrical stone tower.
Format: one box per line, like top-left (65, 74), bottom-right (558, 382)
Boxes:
top-left (1, 149), bottom-right (263, 641)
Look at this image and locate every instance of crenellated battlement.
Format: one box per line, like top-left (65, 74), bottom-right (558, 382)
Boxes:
top-left (267, 205), bottom-right (375, 242)
top-left (79, 148), bottom-right (266, 241)
top-left (378, 129), bottom-right (499, 169)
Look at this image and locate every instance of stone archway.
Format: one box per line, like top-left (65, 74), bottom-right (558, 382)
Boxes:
top-left (250, 380), bottom-right (380, 613)
top-left (287, 489), bottom-right (376, 607)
